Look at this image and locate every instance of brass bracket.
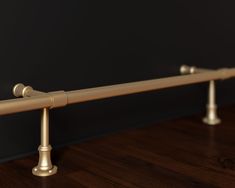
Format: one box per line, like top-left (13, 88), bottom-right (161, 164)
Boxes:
top-left (203, 80), bottom-right (221, 125)
top-left (180, 65), bottom-right (221, 125)
top-left (13, 83), bottom-right (58, 177)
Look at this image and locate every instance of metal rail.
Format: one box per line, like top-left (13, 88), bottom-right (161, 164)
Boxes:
top-left (0, 65), bottom-right (235, 177)
top-left (0, 67), bottom-right (234, 116)
top-left (180, 65), bottom-right (221, 125)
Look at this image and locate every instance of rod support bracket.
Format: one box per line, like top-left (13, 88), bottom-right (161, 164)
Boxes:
top-left (13, 84), bottom-right (60, 177)
top-left (202, 80), bottom-right (221, 125)
top-left (180, 65), bottom-right (221, 125)
top-left (32, 108), bottom-right (57, 177)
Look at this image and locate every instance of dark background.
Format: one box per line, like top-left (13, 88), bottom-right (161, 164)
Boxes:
top-left (0, 0), bottom-right (235, 162)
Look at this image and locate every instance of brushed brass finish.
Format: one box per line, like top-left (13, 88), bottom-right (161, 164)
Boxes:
top-left (13, 83), bottom-right (44, 97)
top-left (14, 86), bottom-right (57, 177)
top-left (0, 66), bottom-right (233, 177)
top-left (0, 91), bottom-right (67, 116)
top-left (66, 68), bottom-right (234, 104)
top-left (180, 65), bottom-right (221, 125)
top-left (32, 108), bottom-right (57, 177)
top-left (0, 68), bottom-right (233, 117)
top-left (180, 65), bottom-right (197, 74)
top-left (203, 80), bottom-right (221, 125)
top-left (180, 65), bottom-right (211, 74)
top-left (13, 83), bottom-right (26, 97)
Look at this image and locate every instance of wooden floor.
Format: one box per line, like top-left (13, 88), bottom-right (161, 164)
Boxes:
top-left (1, 106), bottom-right (235, 188)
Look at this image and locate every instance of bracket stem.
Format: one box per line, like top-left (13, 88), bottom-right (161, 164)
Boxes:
top-left (32, 108), bottom-right (57, 177)
top-left (203, 80), bottom-right (221, 125)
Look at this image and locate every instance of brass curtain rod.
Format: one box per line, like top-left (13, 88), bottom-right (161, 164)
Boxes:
top-left (0, 67), bottom-right (234, 116)
top-left (1, 65), bottom-right (234, 177)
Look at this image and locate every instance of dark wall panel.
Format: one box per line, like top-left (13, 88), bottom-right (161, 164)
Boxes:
top-left (0, 1), bottom-right (234, 162)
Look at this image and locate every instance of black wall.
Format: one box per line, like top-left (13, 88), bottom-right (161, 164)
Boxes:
top-left (0, 1), bottom-right (235, 162)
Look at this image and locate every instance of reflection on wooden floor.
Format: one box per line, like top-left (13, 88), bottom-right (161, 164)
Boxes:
top-left (1, 106), bottom-right (235, 188)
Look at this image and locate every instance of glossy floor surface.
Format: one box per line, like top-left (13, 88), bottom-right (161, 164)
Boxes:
top-left (1, 106), bottom-right (235, 188)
